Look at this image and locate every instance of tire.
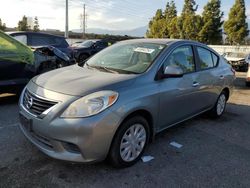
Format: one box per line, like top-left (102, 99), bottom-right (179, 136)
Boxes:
top-left (209, 91), bottom-right (227, 118)
top-left (108, 116), bottom-right (150, 168)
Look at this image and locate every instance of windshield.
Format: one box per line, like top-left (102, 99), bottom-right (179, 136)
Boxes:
top-left (84, 42), bottom-right (166, 74)
top-left (79, 40), bottom-right (95, 48)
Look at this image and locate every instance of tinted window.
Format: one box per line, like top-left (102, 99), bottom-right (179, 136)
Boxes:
top-left (30, 35), bottom-right (56, 46)
top-left (164, 46), bottom-right (195, 73)
top-left (12, 35), bottom-right (27, 45)
top-left (212, 53), bottom-right (219, 66)
top-left (197, 47), bottom-right (215, 69)
top-left (96, 41), bottom-right (108, 48)
top-left (55, 37), bottom-right (69, 47)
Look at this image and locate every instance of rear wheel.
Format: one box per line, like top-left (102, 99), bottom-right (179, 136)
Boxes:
top-left (108, 116), bottom-right (150, 168)
top-left (209, 91), bottom-right (227, 118)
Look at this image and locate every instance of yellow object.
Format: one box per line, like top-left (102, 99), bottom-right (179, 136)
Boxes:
top-left (0, 30), bottom-right (34, 64)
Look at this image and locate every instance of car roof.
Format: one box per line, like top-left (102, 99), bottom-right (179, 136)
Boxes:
top-left (121, 38), bottom-right (205, 46)
top-left (6, 31), bottom-right (65, 39)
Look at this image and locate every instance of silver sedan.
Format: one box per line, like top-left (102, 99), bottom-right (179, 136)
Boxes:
top-left (19, 39), bottom-right (235, 168)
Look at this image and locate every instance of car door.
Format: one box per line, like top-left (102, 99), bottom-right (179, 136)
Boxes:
top-left (0, 32), bottom-right (33, 84)
top-left (194, 46), bottom-right (221, 109)
top-left (158, 45), bottom-right (203, 130)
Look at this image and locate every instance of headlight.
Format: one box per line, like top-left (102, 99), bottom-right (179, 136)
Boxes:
top-left (61, 91), bottom-right (118, 118)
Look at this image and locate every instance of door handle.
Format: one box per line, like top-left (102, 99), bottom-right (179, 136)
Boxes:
top-left (219, 75), bottom-right (224, 80)
top-left (192, 82), bottom-right (200, 87)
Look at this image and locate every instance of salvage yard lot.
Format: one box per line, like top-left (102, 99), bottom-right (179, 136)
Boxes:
top-left (0, 72), bottom-right (250, 188)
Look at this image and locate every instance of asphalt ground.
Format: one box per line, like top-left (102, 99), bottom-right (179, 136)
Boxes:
top-left (0, 72), bottom-right (250, 188)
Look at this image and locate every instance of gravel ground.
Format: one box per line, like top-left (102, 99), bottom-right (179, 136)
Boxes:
top-left (0, 72), bottom-right (250, 188)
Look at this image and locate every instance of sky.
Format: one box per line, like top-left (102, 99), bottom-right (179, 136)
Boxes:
top-left (0, 0), bottom-right (250, 31)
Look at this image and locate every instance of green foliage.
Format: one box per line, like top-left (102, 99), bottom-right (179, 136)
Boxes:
top-left (33, 17), bottom-right (40, 32)
top-left (146, 1), bottom-right (177, 38)
top-left (18, 15), bottom-right (30, 31)
top-left (146, 9), bottom-right (166, 38)
top-left (178, 0), bottom-right (201, 40)
top-left (224, 0), bottom-right (249, 44)
top-left (199, 0), bottom-right (224, 44)
top-left (0, 18), bottom-right (6, 31)
top-left (147, 0), bottom-right (248, 44)
top-left (181, 0), bottom-right (198, 16)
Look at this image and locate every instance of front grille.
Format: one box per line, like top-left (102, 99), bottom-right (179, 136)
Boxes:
top-left (23, 89), bottom-right (57, 117)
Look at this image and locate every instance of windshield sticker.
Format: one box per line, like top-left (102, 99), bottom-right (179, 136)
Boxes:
top-left (134, 47), bottom-right (155, 54)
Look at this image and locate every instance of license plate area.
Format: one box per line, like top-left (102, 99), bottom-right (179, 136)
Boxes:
top-left (19, 113), bottom-right (33, 132)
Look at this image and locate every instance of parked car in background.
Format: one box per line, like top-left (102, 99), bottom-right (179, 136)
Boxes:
top-left (246, 63), bottom-right (250, 87)
top-left (72, 39), bottom-right (109, 62)
top-left (7, 31), bottom-right (74, 58)
top-left (222, 52), bottom-right (248, 72)
top-left (0, 31), bottom-right (74, 94)
top-left (19, 39), bottom-right (235, 168)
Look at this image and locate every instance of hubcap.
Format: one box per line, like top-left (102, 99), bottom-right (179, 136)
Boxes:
top-left (217, 94), bottom-right (226, 115)
top-left (120, 124), bottom-right (146, 162)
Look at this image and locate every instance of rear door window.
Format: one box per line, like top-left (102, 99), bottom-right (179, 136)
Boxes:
top-left (30, 34), bottom-right (55, 46)
top-left (197, 47), bottom-right (218, 69)
top-left (12, 35), bottom-right (28, 45)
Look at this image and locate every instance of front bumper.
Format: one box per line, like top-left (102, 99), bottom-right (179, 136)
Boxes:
top-left (19, 84), bottom-right (122, 163)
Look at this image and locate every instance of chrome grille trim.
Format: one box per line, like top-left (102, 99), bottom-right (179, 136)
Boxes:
top-left (22, 89), bottom-right (58, 118)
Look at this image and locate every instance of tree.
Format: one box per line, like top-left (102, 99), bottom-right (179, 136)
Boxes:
top-left (181, 0), bottom-right (198, 16)
top-left (18, 15), bottom-right (30, 31)
top-left (199, 0), bottom-right (224, 44)
top-left (224, 0), bottom-right (249, 44)
top-left (165, 1), bottom-right (178, 38)
top-left (146, 9), bottom-right (166, 38)
top-left (33, 16), bottom-right (40, 32)
top-left (146, 1), bottom-right (178, 38)
top-left (0, 18), bottom-right (6, 31)
top-left (179, 0), bottom-right (201, 40)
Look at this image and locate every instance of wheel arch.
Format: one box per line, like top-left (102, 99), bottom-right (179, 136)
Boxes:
top-left (222, 87), bottom-right (230, 101)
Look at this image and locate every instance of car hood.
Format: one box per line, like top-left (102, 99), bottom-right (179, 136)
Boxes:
top-left (32, 65), bottom-right (137, 96)
top-left (71, 46), bottom-right (89, 50)
top-left (225, 57), bottom-right (245, 61)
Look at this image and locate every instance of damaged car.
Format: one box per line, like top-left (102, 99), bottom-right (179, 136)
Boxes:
top-left (0, 31), bottom-right (75, 94)
top-left (222, 52), bottom-right (248, 72)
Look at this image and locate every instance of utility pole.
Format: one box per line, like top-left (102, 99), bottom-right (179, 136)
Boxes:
top-left (65, 0), bottom-right (69, 38)
top-left (83, 4), bottom-right (86, 39)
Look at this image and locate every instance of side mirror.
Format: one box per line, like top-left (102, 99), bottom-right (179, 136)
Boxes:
top-left (163, 65), bottom-right (184, 78)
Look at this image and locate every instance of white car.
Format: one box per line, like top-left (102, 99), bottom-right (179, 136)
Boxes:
top-left (246, 64), bottom-right (250, 86)
top-left (223, 52), bottom-right (248, 72)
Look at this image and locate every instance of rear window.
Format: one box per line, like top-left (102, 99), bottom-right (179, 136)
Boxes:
top-left (30, 34), bottom-right (68, 47)
top-left (30, 35), bottom-right (54, 46)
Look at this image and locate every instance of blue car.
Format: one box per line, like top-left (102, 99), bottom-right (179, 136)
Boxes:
top-left (8, 31), bottom-right (74, 58)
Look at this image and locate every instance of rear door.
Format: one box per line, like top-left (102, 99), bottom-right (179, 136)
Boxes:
top-left (194, 46), bottom-right (221, 109)
top-left (158, 45), bottom-right (202, 129)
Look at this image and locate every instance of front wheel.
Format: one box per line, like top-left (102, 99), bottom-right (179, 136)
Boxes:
top-left (108, 116), bottom-right (150, 168)
top-left (209, 91), bottom-right (227, 118)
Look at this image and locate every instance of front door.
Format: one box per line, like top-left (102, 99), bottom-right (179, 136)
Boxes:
top-left (158, 45), bottom-right (202, 130)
